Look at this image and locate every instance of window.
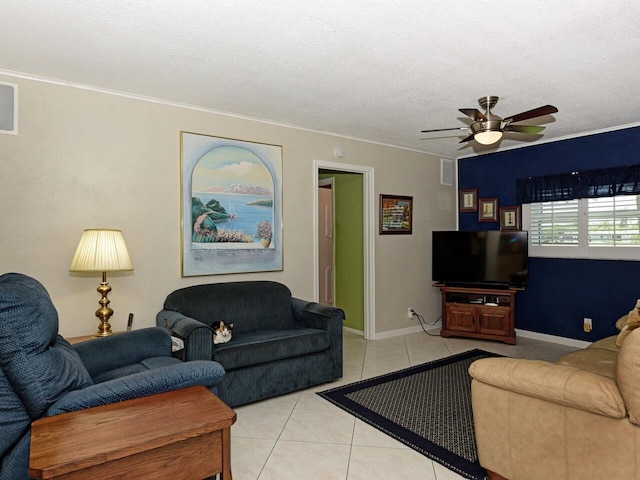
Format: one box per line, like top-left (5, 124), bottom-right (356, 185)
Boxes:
top-left (587, 195), bottom-right (640, 246)
top-left (523, 194), bottom-right (640, 260)
top-left (528, 200), bottom-right (579, 246)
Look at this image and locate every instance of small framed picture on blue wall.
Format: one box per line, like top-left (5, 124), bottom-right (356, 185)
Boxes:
top-left (459, 189), bottom-right (477, 212)
top-left (500, 206), bottom-right (521, 230)
top-left (479, 198), bottom-right (498, 222)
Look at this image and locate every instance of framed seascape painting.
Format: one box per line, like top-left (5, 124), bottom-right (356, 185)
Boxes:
top-left (181, 132), bottom-right (283, 276)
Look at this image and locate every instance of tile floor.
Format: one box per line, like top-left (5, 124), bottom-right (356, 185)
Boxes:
top-left (230, 329), bottom-right (579, 480)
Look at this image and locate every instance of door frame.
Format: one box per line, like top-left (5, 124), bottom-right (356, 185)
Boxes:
top-left (314, 160), bottom-right (376, 340)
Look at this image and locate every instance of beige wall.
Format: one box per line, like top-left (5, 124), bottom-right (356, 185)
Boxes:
top-left (0, 74), bottom-right (456, 338)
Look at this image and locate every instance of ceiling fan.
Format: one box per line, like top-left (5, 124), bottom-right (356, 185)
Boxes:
top-left (421, 96), bottom-right (558, 145)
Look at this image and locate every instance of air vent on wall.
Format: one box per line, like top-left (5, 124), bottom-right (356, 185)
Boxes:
top-left (440, 158), bottom-right (453, 186)
top-left (0, 82), bottom-right (17, 135)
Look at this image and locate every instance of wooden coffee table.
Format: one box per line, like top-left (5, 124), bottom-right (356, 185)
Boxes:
top-left (29, 386), bottom-right (236, 480)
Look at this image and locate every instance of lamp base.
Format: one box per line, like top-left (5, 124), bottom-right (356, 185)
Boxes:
top-left (94, 276), bottom-right (115, 337)
top-left (93, 321), bottom-right (114, 337)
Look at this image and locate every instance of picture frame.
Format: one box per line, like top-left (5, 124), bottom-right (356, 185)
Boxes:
top-left (459, 188), bottom-right (477, 212)
top-left (181, 131), bottom-right (283, 276)
top-left (500, 206), bottom-right (521, 231)
top-left (478, 197), bottom-right (498, 222)
top-left (379, 194), bottom-right (413, 235)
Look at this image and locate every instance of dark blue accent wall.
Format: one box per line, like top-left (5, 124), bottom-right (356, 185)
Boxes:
top-left (458, 126), bottom-right (640, 341)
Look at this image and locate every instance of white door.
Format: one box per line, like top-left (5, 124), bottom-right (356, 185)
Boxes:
top-left (318, 180), bottom-right (334, 306)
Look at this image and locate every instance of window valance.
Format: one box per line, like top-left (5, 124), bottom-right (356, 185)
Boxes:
top-left (516, 164), bottom-right (640, 204)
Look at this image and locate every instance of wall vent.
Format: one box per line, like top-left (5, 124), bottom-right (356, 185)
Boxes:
top-left (440, 158), bottom-right (453, 186)
top-left (0, 82), bottom-right (17, 135)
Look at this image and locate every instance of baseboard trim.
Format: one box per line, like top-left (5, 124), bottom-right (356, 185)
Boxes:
top-left (368, 324), bottom-right (592, 348)
top-left (515, 329), bottom-right (592, 349)
top-left (343, 326), bottom-right (364, 336)
top-left (374, 323), bottom-right (440, 340)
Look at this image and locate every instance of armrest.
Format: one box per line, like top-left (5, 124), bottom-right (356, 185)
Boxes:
top-left (73, 327), bottom-right (172, 379)
top-left (292, 297), bottom-right (345, 378)
top-left (157, 310), bottom-right (213, 361)
top-left (469, 357), bottom-right (626, 418)
top-left (292, 298), bottom-right (345, 330)
top-left (45, 360), bottom-right (225, 415)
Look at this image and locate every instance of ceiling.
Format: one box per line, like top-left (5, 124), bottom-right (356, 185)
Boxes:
top-left (2, 1), bottom-right (639, 159)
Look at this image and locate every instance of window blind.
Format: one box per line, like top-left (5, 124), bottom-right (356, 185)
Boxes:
top-left (529, 200), bottom-right (579, 246)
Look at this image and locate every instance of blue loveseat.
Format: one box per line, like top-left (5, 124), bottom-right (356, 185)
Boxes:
top-left (0, 273), bottom-right (226, 480)
top-left (157, 281), bottom-right (345, 407)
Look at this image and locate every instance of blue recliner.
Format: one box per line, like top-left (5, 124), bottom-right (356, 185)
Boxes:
top-left (0, 273), bottom-right (226, 480)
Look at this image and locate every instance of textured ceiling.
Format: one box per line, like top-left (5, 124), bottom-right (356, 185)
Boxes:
top-left (1, 1), bottom-right (639, 158)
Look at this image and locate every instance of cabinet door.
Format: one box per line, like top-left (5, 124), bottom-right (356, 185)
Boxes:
top-left (477, 308), bottom-right (510, 336)
top-left (445, 304), bottom-right (476, 332)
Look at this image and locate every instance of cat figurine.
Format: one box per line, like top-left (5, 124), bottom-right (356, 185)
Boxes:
top-left (212, 320), bottom-right (234, 344)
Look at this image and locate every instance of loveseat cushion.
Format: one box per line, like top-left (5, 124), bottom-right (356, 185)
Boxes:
top-left (0, 273), bottom-right (93, 419)
top-left (212, 328), bottom-right (330, 370)
top-left (163, 281), bottom-right (296, 334)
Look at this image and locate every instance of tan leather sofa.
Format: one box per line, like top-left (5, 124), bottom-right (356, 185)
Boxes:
top-left (469, 325), bottom-right (640, 480)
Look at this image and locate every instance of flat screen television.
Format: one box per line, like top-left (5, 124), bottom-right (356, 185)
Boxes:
top-left (432, 230), bottom-right (529, 288)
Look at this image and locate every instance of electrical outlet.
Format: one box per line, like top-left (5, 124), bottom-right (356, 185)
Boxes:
top-left (407, 307), bottom-right (414, 319)
top-left (583, 317), bottom-right (592, 333)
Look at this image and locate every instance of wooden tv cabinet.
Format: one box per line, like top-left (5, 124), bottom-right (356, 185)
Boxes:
top-left (436, 284), bottom-right (520, 344)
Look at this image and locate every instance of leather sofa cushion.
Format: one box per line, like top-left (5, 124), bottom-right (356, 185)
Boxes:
top-left (588, 335), bottom-right (620, 352)
top-left (213, 328), bottom-right (330, 370)
top-left (616, 328), bottom-right (640, 424)
top-left (556, 348), bottom-right (618, 379)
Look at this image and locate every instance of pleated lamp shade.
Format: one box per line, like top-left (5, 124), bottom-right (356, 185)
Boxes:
top-left (69, 229), bottom-right (133, 272)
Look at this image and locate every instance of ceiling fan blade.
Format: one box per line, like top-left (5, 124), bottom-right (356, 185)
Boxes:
top-left (459, 108), bottom-right (487, 122)
top-left (503, 105), bottom-right (558, 124)
top-left (504, 125), bottom-right (546, 134)
top-left (421, 127), bottom-right (468, 133)
top-left (459, 134), bottom-right (475, 143)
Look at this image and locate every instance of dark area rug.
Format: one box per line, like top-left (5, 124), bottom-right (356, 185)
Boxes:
top-left (317, 349), bottom-right (502, 480)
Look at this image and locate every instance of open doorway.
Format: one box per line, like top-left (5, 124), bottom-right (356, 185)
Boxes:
top-left (314, 160), bottom-right (375, 339)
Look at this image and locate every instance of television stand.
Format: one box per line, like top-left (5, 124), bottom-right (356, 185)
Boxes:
top-left (435, 284), bottom-right (520, 344)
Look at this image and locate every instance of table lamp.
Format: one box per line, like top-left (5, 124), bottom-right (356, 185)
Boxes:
top-left (69, 229), bottom-right (133, 336)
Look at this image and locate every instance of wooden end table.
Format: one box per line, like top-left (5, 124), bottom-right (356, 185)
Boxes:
top-left (29, 386), bottom-right (236, 480)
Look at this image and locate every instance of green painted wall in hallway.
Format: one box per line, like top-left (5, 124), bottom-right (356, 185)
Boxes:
top-left (319, 171), bottom-right (364, 331)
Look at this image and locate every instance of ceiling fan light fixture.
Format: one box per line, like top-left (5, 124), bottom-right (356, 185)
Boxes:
top-left (474, 130), bottom-right (503, 145)
top-left (470, 119), bottom-right (503, 145)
